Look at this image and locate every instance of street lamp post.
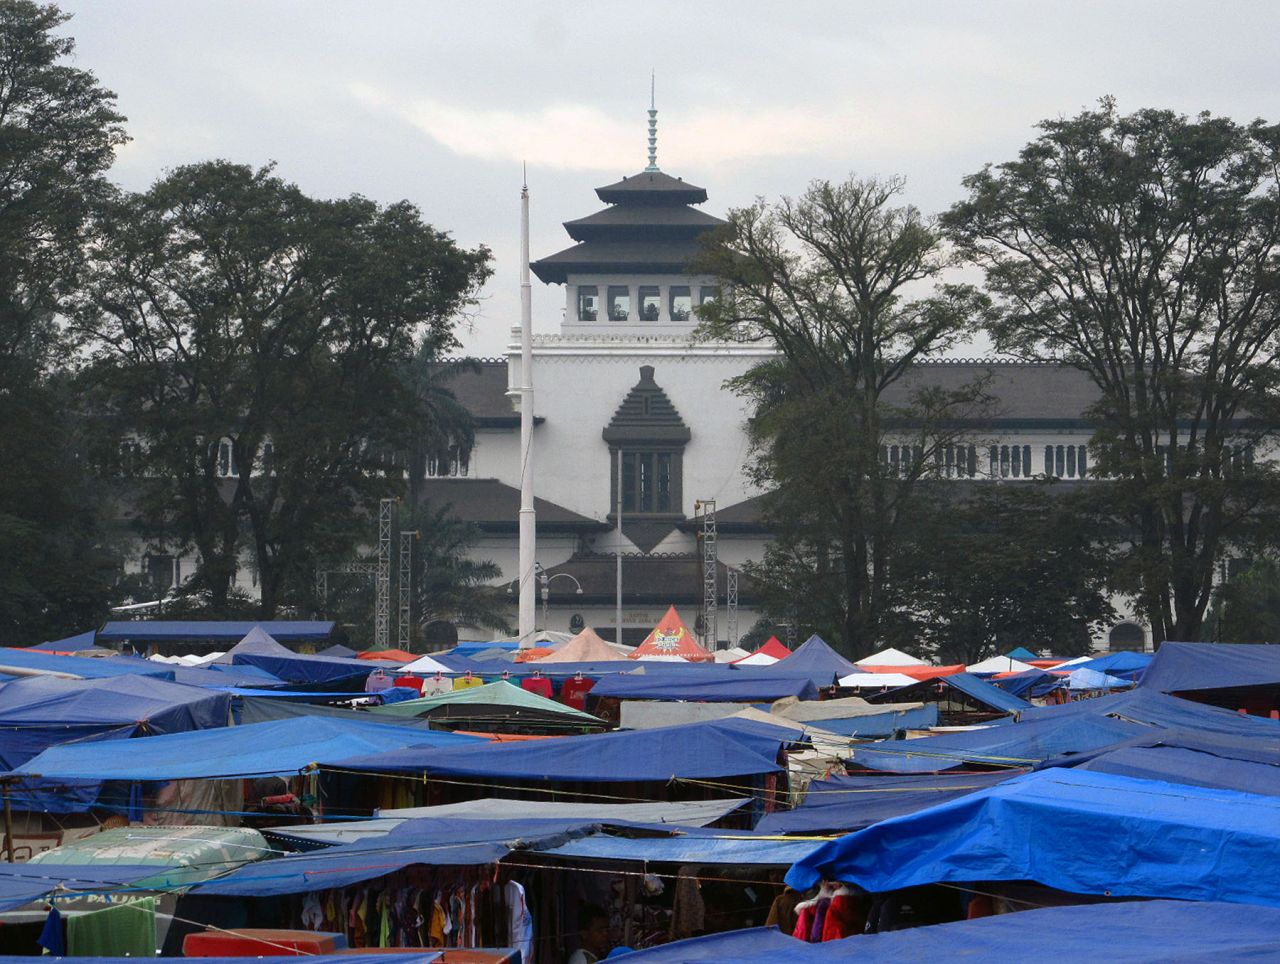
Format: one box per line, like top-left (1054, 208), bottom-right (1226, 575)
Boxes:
top-left (538, 564), bottom-right (584, 632)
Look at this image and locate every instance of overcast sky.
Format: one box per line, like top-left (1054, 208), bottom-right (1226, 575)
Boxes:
top-left (61, 1), bottom-right (1280, 357)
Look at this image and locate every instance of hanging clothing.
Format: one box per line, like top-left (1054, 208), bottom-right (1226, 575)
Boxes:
top-left (421, 675), bottom-right (453, 696)
top-left (559, 677), bottom-right (595, 710)
top-left (37, 905), bottom-right (64, 956)
top-left (366, 671), bottom-right (394, 693)
top-left (521, 676), bottom-right (554, 699)
top-left (452, 676), bottom-right (485, 691)
top-left (66, 897), bottom-right (156, 957)
top-left (821, 893), bottom-right (865, 941)
top-left (394, 675), bottom-right (425, 696)
top-left (505, 881), bottom-right (533, 964)
top-left (765, 887), bottom-right (801, 937)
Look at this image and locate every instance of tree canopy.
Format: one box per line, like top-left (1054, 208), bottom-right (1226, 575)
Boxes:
top-left (945, 100), bottom-right (1280, 645)
top-left (695, 176), bottom-right (989, 657)
top-left (76, 161), bottom-right (492, 617)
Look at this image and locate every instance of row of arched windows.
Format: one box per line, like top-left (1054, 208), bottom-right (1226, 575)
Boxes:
top-left (879, 442), bottom-right (1090, 479)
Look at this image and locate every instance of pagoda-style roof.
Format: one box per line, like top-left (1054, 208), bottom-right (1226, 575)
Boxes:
top-left (595, 170), bottom-right (708, 204)
top-left (531, 239), bottom-right (705, 284)
top-left (531, 166), bottom-right (725, 285)
top-left (564, 203), bottom-right (725, 242)
top-left (602, 365), bottom-right (691, 446)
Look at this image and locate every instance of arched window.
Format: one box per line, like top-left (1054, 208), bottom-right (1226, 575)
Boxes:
top-left (1108, 622), bottom-right (1146, 652)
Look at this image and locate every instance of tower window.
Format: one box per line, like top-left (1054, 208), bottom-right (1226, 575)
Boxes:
top-left (698, 286), bottom-right (719, 306)
top-left (607, 286), bottom-right (631, 321)
top-left (621, 451), bottom-right (676, 513)
top-left (426, 445), bottom-right (471, 478)
top-left (577, 286), bottom-right (598, 321)
top-left (669, 286), bottom-right (692, 321)
top-left (639, 286), bottom-right (661, 321)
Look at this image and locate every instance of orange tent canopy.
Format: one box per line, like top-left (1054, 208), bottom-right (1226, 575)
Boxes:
top-left (629, 606), bottom-right (713, 663)
top-left (515, 647), bottom-right (555, 663)
top-left (857, 664), bottom-right (965, 681)
top-left (356, 649), bottom-right (418, 663)
top-left (1027, 659), bottom-right (1068, 669)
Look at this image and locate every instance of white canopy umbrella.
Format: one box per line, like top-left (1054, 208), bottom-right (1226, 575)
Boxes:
top-left (838, 671), bottom-right (917, 689)
top-left (966, 655), bottom-right (1034, 675)
top-left (854, 647), bottom-right (927, 667)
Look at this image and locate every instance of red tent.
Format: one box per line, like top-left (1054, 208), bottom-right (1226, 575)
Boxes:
top-left (739, 636), bottom-right (790, 662)
top-left (629, 606), bottom-right (713, 663)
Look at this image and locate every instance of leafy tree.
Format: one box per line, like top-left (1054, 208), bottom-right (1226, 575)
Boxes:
top-left (695, 176), bottom-right (990, 658)
top-left (897, 484), bottom-right (1114, 665)
top-left (76, 161), bottom-right (491, 616)
top-left (0, 1), bottom-right (127, 641)
top-left (945, 101), bottom-right (1280, 645)
top-left (1204, 558), bottom-right (1280, 643)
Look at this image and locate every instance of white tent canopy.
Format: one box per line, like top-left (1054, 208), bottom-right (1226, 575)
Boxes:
top-left (855, 647), bottom-right (927, 667)
top-left (399, 653), bottom-right (454, 675)
top-left (713, 647), bottom-right (750, 664)
top-left (838, 671), bottom-right (917, 689)
top-left (733, 652), bottom-right (780, 666)
top-left (966, 655), bottom-right (1034, 675)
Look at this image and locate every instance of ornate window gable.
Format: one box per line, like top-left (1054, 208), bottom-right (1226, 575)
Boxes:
top-left (603, 366), bottom-right (690, 551)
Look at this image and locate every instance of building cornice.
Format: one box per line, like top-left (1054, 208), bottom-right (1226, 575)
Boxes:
top-left (506, 330), bottom-right (776, 359)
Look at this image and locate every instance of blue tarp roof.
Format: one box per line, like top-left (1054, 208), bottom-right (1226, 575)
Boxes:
top-left (848, 711), bottom-right (1144, 772)
top-left (0, 863), bottom-right (170, 912)
top-left (0, 674), bottom-right (232, 789)
top-left (16, 715), bottom-right (477, 780)
top-left (1071, 651), bottom-right (1153, 677)
top-left (98, 620), bottom-right (335, 641)
top-left (1040, 728), bottom-right (1280, 796)
top-left (769, 635), bottom-right (857, 685)
top-left (589, 671), bottom-right (819, 702)
top-left (805, 704), bottom-right (938, 738)
top-left (234, 651), bottom-right (370, 685)
top-left (535, 826), bottom-right (819, 865)
top-left (31, 630), bottom-right (99, 651)
top-left (1005, 646), bottom-right (1036, 660)
top-left (0, 959), bottom-right (437, 964)
top-left (614, 902), bottom-right (1280, 962)
top-left (1140, 641), bottom-right (1280, 693)
top-left (787, 768), bottom-right (1280, 907)
top-left (331, 717), bottom-right (793, 782)
top-left (933, 672), bottom-right (1032, 714)
top-left (1065, 667), bottom-right (1134, 690)
top-left (1016, 687), bottom-right (1280, 737)
top-left (194, 817), bottom-right (600, 895)
top-left (990, 668), bottom-right (1055, 698)
top-left (0, 648), bottom-right (174, 680)
top-left (756, 770), bottom-right (1018, 834)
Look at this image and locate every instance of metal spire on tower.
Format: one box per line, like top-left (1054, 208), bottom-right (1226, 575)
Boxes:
top-left (646, 73), bottom-right (659, 172)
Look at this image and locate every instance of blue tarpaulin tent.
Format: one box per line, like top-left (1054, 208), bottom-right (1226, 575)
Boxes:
top-left (1065, 667), bottom-right (1134, 690)
top-left (0, 675), bottom-right (231, 771)
top-left (1015, 687), bottom-right (1280, 737)
top-left (1039, 728), bottom-right (1280, 796)
top-left (799, 704), bottom-right (938, 738)
top-left (1069, 651), bottom-right (1153, 678)
top-left (233, 652), bottom-right (371, 686)
top-left (0, 648), bottom-right (174, 680)
top-left (990, 668), bottom-right (1056, 698)
top-left (786, 768), bottom-right (1280, 907)
top-left (871, 672), bottom-right (1030, 715)
top-left (848, 712), bottom-right (1144, 772)
top-left (536, 829), bottom-right (819, 866)
top-left (1139, 641), bottom-right (1280, 693)
top-left (194, 817), bottom-right (601, 895)
top-left (0, 863), bottom-right (171, 912)
top-left (756, 770), bottom-right (1018, 833)
top-left (98, 620), bottom-right (335, 641)
top-left (1005, 646), bottom-right (1036, 660)
top-left (613, 902), bottom-right (1280, 962)
top-left (330, 717), bottom-right (794, 782)
top-left (28, 630), bottom-right (100, 652)
top-left (768, 635), bottom-right (857, 685)
top-left (16, 715), bottom-right (477, 780)
top-left (589, 671), bottom-right (819, 703)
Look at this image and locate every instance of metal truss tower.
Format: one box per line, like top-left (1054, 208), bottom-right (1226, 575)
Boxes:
top-left (696, 499), bottom-right (718, 649)
top-left (375, 498), bottom-right (395, 648)
top-left (398, 530), bottom-right (417, 649)
top-left (726, 568), bottom-right (739, 648)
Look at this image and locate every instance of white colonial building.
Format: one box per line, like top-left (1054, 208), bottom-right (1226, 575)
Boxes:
top-left (419, 135), bottom-right (1153, 652)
